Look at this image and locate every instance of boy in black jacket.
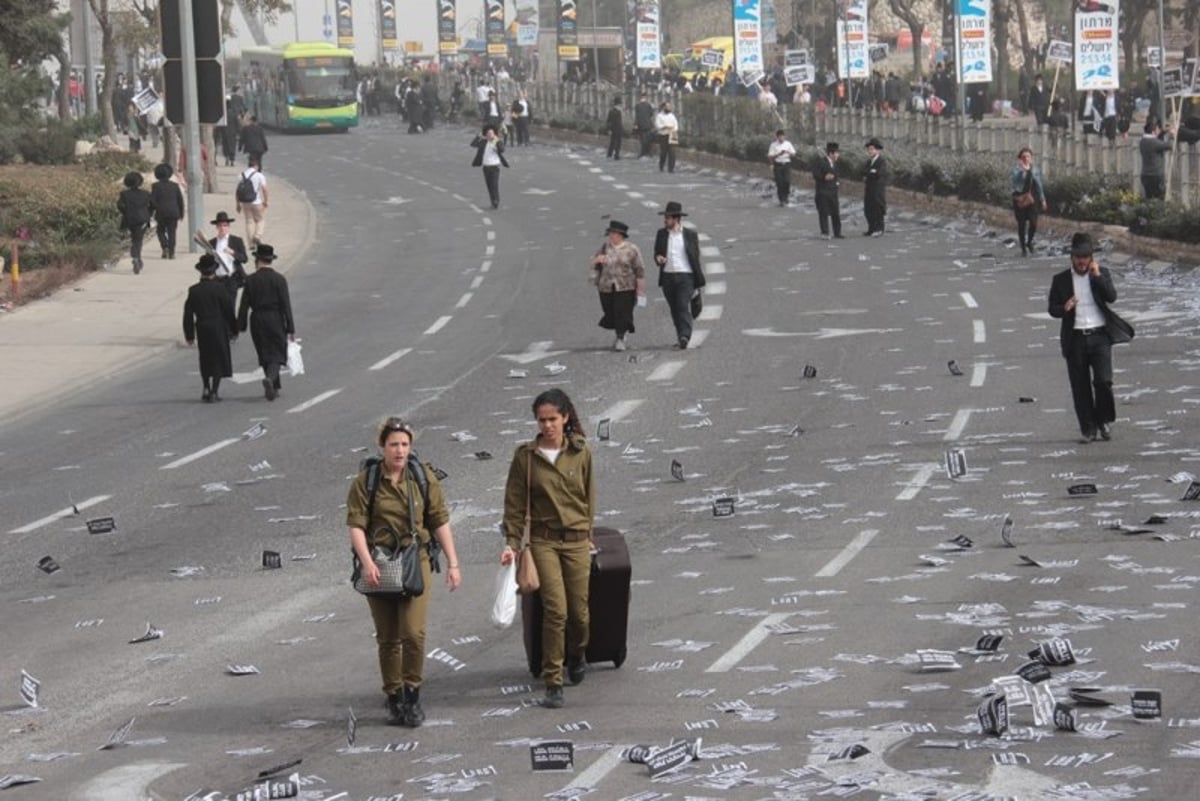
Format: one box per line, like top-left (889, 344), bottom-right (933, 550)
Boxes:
top-left (117, 171), bottom-right (154, 274)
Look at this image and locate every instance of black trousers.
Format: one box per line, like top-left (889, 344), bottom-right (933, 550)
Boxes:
top-left (482, 165), bottom-right (501, 208)
top-left (515, 118), bottom-right (530, 145)
top-left (607, 129), bottom-right (622, 159)
top-left (772, 163), bottom-right (790, 205)
top-left (1013, 201), bottom-right (1039, 247)
top-left (660, 273), bottom-right (695, 345)
top-left (637, 129), bottom-right (653, 157)
top-left (128, 223), bottom-right (147, 262)
top-left (1141, 175), bottom-right (1165, 199)
top-left (156, 217), bottom-right (179, 256)
top-left (815, 193), bottom-right (841, 236)
top-left (658, 137), bottom-right (675, 172)
top-left (1064, 330), bottom-right (1115, 436)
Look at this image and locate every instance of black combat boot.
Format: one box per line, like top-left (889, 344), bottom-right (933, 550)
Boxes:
top-left (402, 685), bottom-right (425, 728)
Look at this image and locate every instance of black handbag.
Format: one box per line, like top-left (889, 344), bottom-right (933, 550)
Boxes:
top-left (353, 538), bottom-right (424, 597)
top-left (689, 291), bottom-right (703, 319)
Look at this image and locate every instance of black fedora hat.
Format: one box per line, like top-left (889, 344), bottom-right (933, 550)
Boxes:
top-left (825, 141), bottom-right (840, 153)
top-left (1070, 232), bottom-right (1095, 257)
top-left (210, 210), bottom-right (236, 225)
top-left (252, 243), bottom-right (277, 262)
top-left (605, 220), bottom-right (630, 237)
top-left (659, 200), bottom-right (687, 217)
top-left (865, 137), bottom-right (884, 149)
top-left (195, 253), bottom-right (218, 274)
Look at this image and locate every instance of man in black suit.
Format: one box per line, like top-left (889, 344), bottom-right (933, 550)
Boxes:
top-left (208, 210), bottom-right (249, 302)
top-left (652, 201), bottom-right (706, 350)
top-left (812, 142), bottom-right (843, 239)
top-left (863, 137), bottom-right (887, 236)
top-left (633, 93), bottom-right (655, 158)
top-left (471, 125), bottom-right (509, 209)
top-left (605, 97), bottom-right (623, 159)
top-left (1047, 233), bottom-right (1134, 443)
top-left (183, 254), bottom-right (238, 403)
top-left (238, 243), bottom-right (295, 402)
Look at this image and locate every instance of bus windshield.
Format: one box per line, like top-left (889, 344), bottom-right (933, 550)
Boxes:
top-left (285, 57), bottom-right (356, 108)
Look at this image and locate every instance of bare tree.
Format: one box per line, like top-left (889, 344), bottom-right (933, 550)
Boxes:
top-left (888, 0), bottom-right (926, 81)
top-left (993, 0), bottom-right (1011, 112)
top-left (86, 0), bottom-right (117, 137)
top-left (1012, 0), bottom-right (1034, 72)
top-left (1121, 0), bottom-right (1156, 80)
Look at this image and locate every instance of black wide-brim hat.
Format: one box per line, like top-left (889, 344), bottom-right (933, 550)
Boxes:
top-left (605, 220), bottom-right (630, 236)
top-left (210, 210), bottom-right (236, 225)
top-left (1070, 232), bottom-right (1095, 257)
top-left (252, 243), bottom-right (277, 262)
top-left (659, 201), bottom-right (687, 216)
top-left (195, 253), bottom-right (218, 274)
top-left (826, 142), bottom-right (840, 153)
top-left (865, 137), bottom-right (884, 149)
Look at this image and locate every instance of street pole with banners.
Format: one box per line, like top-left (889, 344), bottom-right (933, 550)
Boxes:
top-left (1157, 0), bottom-right (1168, 125)
top-left (952, 0), bottom-right (965, 146)
top-left (591, 0), bottom-right (602, 85)
top-left (179, 0), bottom-right (206, 253)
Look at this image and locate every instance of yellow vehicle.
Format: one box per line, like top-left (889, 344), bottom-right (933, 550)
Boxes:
top-left (678, 36), bottom-right (734, 82)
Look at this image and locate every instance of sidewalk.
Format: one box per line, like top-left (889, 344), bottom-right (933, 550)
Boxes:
top-left (0, 141), bottom-right (316, 424)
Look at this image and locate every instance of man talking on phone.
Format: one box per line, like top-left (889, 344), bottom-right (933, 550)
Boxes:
top-left (1047, 232), bottom-right (1134, 443)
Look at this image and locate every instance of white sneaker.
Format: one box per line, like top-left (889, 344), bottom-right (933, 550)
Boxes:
top-left (614, 337), bottom-right (627, 351)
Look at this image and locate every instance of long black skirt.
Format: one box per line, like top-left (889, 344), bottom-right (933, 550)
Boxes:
top-left (598, 289), bottom-right (636, 338)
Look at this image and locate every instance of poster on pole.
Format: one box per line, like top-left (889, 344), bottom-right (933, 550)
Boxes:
top-left (335, 0), bottom-right (354, 48)
top-left (733, 0), bottom-right (764, 79)
top-left (836, 21), bottom-right (847, 79)
top-left (438, 0), bottom-right (458, 56)
top-left (558, 0), bottom-right (579, 60)
top-left (515, 0), bottom-right (539, 46)
top-left (784, 63), bottom-right (814, 86)
top-left (1074, 0), bottom-right (1119, 91)
top-left (379, 0), bottom-right (397, 51)
top-left (1047, 39), bottom-right (1072, 63)
top-left (956, 0), bottom-right (992, 84)
top-left (1162, 67), bottom-right (1184, 98)
top-left (635, 0), bottom-right (661, 69)
top-left (485, 0), bottom-right (508, 57)
top-left (842, 0), bottom-right (869, 80)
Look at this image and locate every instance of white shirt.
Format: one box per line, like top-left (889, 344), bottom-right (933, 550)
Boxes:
top-left (213, 235), bottom-right (235, 277)
top-left (654, 111), bottom-right (678, 136)
top-left (1104, 93), bottom-right (1117, 118)
top-left (241, 168), bottom-right (267, 205)
top-left (759, 90), bottom-right (778, 108)
top-left (537, 446), bottom-right (561, 465)
top-left (1072, 271), bottom-right (1106, 330)
top-left (664, 229), bottom-right (690, 274)
top-left (476, 85), bottom-right (491, 103)
top-left (481, 139), bottom-right (502, 167)
top-left (768, 139), bottom-right (795, 164)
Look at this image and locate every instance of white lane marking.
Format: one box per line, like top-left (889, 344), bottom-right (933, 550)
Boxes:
top-left (601, 175), bottom-right (615, 182)
top-left (369, 348), bottom-right (412, 371)
top-left (706, 612), bottom-right (794, 673)
top-left (944, 408), bottom-right (972, 441)
top-left (481, 217), bottom-right (492, 226)
top-left (486, 230), bottom-right (495, 241)
top-left (456, 292), bottom-right (473, 308)
top-left (960, 292), bottom-right (978, 308)
top-left (700, 246), bottom-right (721, 257)
top-left (706, 281), bottom-right (727, 295)
top-left (896, 464), bottom-right (938, 500)
top-left (470, 275), bottom-right (484, 288)
top-left (697, 304), bottom-right (723, 321)
top-left (973, 319), bottom-right (986, 343)
top-left (424, 316), bottom-right (452, 335)
top-left (689, 329), bottom-right (709, 348)
top-left (707, 261), bottom-right (726, 274)
top-left (563, 745), bottom-right (627, 792)
top-left (453, 194), bottom-right (469, 202)
top-left (287, 388), bottom-right (343, 414)
top-left (485, 245), bottom-right (495, 256)
top-left (480, 260), bottom-right (492, 272)
top-left (588, 167), bottom-right (603, 173)
top-left (595, 399), bottom-right (644, 423)
top-left (71, 762), bottom-right (188, 801)
top-left (647, 361), bottom-right (685, 382)
top-left (10, 495), bottom-right (113, 534)
top-left (613, 182), bottom-right (629, 189)
top-left (816, 529), bottom-right (878, 577)
top-left (970, 362), bottom-right (987, 387)
top-left (161, 439), bottom-right (240, 470)
top-left (627, 191), bottom-right (644, 198)
top-left (501, 341), bottom-right (567, 364)
top-left (697, 233), bottom-right (711, 241)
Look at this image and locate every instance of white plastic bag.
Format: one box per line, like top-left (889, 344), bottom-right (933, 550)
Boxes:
top-left (489, 561), bottom-right (518, 629)
top-left (286, 340), bottom-right (305, 376)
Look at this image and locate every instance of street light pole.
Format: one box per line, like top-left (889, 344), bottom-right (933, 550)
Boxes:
top-left (1157, 0), bottom-right (1167, 125)
top-left (591, 0), bottom-right (602, 84)
top-left (179, 0), bottom-right (205, 252)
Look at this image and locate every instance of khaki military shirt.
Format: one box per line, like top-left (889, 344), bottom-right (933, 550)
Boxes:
top-left (502, 434), bottom-right (594, 550)
top-left (346, 460), bottom-right (450, 549)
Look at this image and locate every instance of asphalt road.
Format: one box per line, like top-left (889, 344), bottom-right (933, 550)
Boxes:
top-left (2, 115), bottom-right (1199, 801)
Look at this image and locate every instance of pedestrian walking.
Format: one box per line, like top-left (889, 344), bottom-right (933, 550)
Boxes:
top-left (499, 389), bottom-right (594, 710)
top-left (1010, 147), bottom-right (1047, 256)
top-left (239, 115), bottom-right (268, 169)
top-left (236, 244), bottom-right (294, 402)
top-left (812, 142), bottom-right (843, 239)
top-left (182, 254), bottom-right (238, 403)
top-left (150, 163), bottom-right (184, 260)
top-left (117, 171), bottom-right (154, 275)
top-left (863, 137), bottom-right (887, 235)
top-left (633, 93), bottom-right (655, 158)
top-left (513, 91), bottom-right (531, 145)
top-left (470, 125), bottom-right (509, 209)
top-left (653, 201), bottom-right (706, 350)
top-left (236, 158), bottom-right (269, 246)
top-left (767, 129), bottom-right (795, 207)
top-left (655, 101), bottom-right (679, 173)
top-left (590, 221), bottom-right (645, 351)
top-left (1047, 233), bottom-right (1134, 443)
top-left (1139, 120), bottom-right (1174, 200)
top-left (347, 417), bottom-right (462, 727)
top-left (1028, 74), bottom-right (1050, 126)
top-left (208, 211), bottom-right (249, 302)
top-left (605, 97), bottom-right (624, 160)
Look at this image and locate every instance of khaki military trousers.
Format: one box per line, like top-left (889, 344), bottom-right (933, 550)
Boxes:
top-left (365, 553), bottom-right (432, 694)
top-left (530, 533), bottom-right (591, 688)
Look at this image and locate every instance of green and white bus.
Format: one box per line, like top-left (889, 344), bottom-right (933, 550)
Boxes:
top-left (240, 42), bottom-right (358, 131)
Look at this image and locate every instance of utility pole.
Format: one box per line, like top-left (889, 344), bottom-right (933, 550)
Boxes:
top-left (590, 0), bottom-right (602, 83)
top-left (952, 0), bottom-right (966, 144)
top-left (80, 0), bottom-right (98, 114)
top-left (179, 0), bottom-right (206, 252)
top-left (1157, 0), bottom-right (1167, 125)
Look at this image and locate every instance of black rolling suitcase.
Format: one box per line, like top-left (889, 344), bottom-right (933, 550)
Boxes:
top-left (522, 527), bottom-right (631, 676)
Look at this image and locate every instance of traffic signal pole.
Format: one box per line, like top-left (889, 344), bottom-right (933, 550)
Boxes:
top-left (179, 0), bottom-right (206, 253)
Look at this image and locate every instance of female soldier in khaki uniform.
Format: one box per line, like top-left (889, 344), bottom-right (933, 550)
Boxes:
top-left (346, 417), bottom-right (462, 726)
top-left (500, 389), bottom-right (595, 709)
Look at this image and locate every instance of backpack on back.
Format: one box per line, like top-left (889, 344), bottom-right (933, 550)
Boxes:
top-left (236, 171), bottom-right (257, 203)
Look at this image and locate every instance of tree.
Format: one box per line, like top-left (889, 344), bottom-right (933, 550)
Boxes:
top-left (0, 0), bottom-right (70, 124)
top-left (993, 0), bottom-right (1011, 111)
top-left (888, 0), bottom-right (926, 81)
top-left (86, 0), bottom-right (118, 137)
top-left (1120, 0), bottom-right (1156, 81)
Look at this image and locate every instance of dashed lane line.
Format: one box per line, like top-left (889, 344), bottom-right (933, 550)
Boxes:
top-left (973, 319), bottom-right (986, 343)
top-left (369, 348), bottom-right (412, 371)
top-left (815, 529), bottom-right (879, 577)
top-left (456, 292), bottom-right (473, 308)
top-left (287, 388), bottom-right (344, 414)
top-left (960, 291), bottom-right (978, 308)
top-left (697, 303), bottom-right (723, 321)
top-left (424, 315), bottom-right (452, 335)
top-left (595, 399), bottom-right (645, 423)
top-left (970, 362), bottom-right (987, 387)
top-left (647, 360), bottom-right (685, 382)
top-left (944, 408), bottom-right (973, 441)
top-left (895, 464), bottom-right (938, 501)
top-left (706, 612), bottom-right (794, 673)
top-left (160, 439), bottom-right (240, 470)
top-left (10, 494), bottom-right (114, 534)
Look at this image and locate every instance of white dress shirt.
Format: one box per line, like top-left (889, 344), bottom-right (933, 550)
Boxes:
top-left (664, 229), bottom-right (690, 274)
top-left (1072, 271), bottom-right (1106, 330)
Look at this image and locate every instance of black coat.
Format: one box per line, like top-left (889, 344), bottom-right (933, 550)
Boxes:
top-left (240, 123), bottom-right (268, 155)
top-left (864, 154), bottom-right (886, 200)
top-left (209, 234), bottom-right (249, 282)
top-left (812, 156), bottom-right (840, 198)
top-left (606, 107), bottom-right (623, 134)
top-left (471, 136), bottom-right (510, 167)
top-left (117, 188), bottom-right (154, 228)
top-left (633, 101), bottom-right (655, 132)
top-left (183, 277), bottom-right (237, 378)
top-left (652, 226), bottom-right (705, 289)
top-left (1047, 266), bottom-right (1134, 358)
top-left (150, 180), bottom-right (184, 221)
top-left (237, 267), bottom-right (294, 369)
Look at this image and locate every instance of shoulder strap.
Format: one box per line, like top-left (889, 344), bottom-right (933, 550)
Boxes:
top-left (406, 451), bottom-right (442, 573)
top-left (521, 449), bottom-right (532, 549)
top-left (362, 457), bottom-right (382, 532)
